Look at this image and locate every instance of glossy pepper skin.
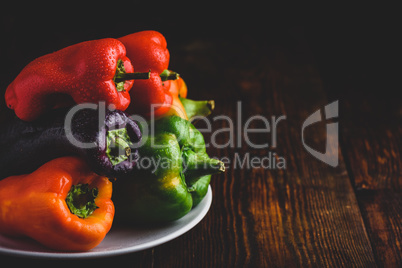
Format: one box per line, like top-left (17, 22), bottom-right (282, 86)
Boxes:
top-left (113, 116), bottom-right (225, 224)
top-left (119, 31), bottom-right (169, 74)
top-left (119, 31), bottom-right (173, 117)
top-left (0, 157), bottom-right (114, 251)
top-left (5, 38), bottom-right (135, 121)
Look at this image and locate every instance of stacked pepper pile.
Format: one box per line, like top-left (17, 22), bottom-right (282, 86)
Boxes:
top-left (0, 31), bottom-right (224, 251)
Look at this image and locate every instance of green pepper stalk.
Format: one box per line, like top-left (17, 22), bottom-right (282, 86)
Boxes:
top-left (180, 97), bottom-right (215, 122)
top-left (113, 116), bottom-right (225, 224)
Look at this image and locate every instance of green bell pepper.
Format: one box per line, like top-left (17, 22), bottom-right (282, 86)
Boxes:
top-left (114, 115), bottom-right (225, 223)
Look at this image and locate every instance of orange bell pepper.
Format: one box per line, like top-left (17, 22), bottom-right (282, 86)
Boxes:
top-left (162, 76), bottom-right (188, 120)
top-left (175, 76), bottom-right (188, 98)
top-left (0, 157), bottom-right (114, 251)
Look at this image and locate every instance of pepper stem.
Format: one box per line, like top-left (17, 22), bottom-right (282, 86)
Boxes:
top-left (106, 128), bottom-right (133, 166)
top-left (114, 71), bottom-right (151, 83)
top-left (114, 59), bottom-right (150, 92)
top-left (183, 151), bottom-right (225, 185)
top-left (180, 98), bottom-right (215, 121)
top-left (160, 69), bottom-right (180, 81)
top-left (115, 69), bottom-right (179, 83)
top-left (65, 184), bottom-right (99, 219)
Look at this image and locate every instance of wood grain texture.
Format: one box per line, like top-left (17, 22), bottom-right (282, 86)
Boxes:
top-left (358, 190), bottom-right (402, 267)
top-left (311, 26), bottom-right (402, 263)
top-left (339, 98), bottom-right (402, 191)
top-left (336, 93), bottom-right (402, 267)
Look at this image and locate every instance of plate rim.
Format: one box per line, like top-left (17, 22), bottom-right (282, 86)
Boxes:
top-left (0, 186), bottom-right (212, 259)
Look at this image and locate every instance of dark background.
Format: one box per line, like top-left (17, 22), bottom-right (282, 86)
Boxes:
top-left (0, 5), bottom-right (400, 266)
top-left (0, 6), bottom-right (398, 101)
top-left (1, 6), bottom-right (399, 127)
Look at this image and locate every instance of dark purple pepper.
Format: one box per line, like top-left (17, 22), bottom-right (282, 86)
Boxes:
top-left (87, 108), bottom-right (141, 177)
top-left (0, 106), bottom-right (142, 180)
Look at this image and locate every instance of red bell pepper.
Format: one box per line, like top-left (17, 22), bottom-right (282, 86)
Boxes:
top-left (119, 31), bottom-right (177, 117)
top-left (5, 38), bottom-right (149, 121)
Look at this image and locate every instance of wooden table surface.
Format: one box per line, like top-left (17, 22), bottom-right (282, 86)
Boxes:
top-left (0, 9), bottom-right (400, 267)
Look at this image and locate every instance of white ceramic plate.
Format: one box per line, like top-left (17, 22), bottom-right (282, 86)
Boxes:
top-left (0, 187), bottom-right (212, 259)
